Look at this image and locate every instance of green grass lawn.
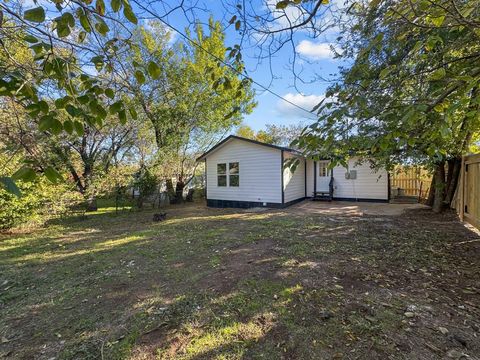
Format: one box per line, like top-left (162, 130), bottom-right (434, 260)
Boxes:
top-left (1, 203), bottom-right (479, 359)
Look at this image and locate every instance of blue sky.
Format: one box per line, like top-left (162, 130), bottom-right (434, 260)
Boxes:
top-left (162, 0), bottom-right (344, 131)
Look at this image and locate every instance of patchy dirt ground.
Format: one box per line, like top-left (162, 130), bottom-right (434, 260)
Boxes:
top-left (0, 202), bottom-right (479, 359)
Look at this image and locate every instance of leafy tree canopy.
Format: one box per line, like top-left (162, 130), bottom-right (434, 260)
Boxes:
top-left (293, 0), bottom-right (480, 211)
top-left (119, 19), bottom-right (256, 151)
top-left (296, 0), bottom-right (480, 169)
top-left (0, 1), bottom-right (255, 193)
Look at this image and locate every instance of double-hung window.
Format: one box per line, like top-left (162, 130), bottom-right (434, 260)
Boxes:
top-left (217, 162), bottom-right (239, 187)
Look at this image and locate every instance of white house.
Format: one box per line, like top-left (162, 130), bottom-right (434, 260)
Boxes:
top-left (196, 135), bottom-right (390, 208)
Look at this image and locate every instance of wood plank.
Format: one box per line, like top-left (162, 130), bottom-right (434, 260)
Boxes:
top-left (459, 156), bottom-right (465, 221)
top-left (461, 154), bottom-right (479, 229)
top-left (464, 213), bottom-right (480, 229)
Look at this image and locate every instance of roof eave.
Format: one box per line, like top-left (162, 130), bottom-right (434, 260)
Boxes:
top-left (196, 135), bottom-right (303, 162)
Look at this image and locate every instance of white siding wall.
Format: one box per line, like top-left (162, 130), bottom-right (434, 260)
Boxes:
top-left (306, 159), bottom-right (314, 197)
top-left (206, 139), bottom-right (282, 203)
top-left (332, 158), bottom-right (388, 200)
top-left (284, 154), bottom-right (305, 203)
top-left (305, 158), bottom-right (388, 200)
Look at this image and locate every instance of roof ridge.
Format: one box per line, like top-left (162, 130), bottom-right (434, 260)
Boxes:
top-left (196, 135), bottom-right (303, 161)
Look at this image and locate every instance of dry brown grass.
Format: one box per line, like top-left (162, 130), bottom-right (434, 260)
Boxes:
top-left (0, 203), bottom-right (479, 359)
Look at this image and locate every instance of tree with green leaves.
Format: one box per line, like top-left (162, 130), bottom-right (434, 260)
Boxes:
top-left (152, 129), bottom-right (228, 203)
top-left (115, 19), bottom-right (255, 199)
top-left (0, 0), bottom-right (139, 153)
top-left (0, 96), bottom-right (140, 210)
top-left (1, 1), bottom-right (250, 192)
top-left (118, 19), bottom-right (255, 148)
top-left (236, 124), bottom-right (256, 140)
top-left (295, 0), bottom-right (480, 212)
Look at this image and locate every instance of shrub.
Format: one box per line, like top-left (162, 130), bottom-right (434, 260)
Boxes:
top-left (0, 181), bottom-right (44, 231)
top-left (0, 179), bottom-right (78, 231)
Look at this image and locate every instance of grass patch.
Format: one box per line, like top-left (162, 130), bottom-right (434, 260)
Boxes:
top-left (1, 204), bottom-right (478, 359)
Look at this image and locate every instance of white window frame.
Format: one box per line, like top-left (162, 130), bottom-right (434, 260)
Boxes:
top-left (216, 162), bottom-right (240, 187)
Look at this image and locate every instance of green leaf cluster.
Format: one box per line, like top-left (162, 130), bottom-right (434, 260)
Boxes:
top-left (298, 0), bottom-right (480, 170)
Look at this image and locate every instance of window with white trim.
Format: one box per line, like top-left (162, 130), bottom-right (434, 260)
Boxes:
top-left (217, 162), bottom-right (240, 187)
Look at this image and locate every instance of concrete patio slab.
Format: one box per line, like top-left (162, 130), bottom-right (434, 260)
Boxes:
top-left (287, 200), bottom-right (428, 216)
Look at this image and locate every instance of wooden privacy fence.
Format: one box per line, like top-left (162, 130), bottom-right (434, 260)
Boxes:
top-left (454, 154), bottom-right (480, 229)
top-left (390, 166), bottom-right (431, 200)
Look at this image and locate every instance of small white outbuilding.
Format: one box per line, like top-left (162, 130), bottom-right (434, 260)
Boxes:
top-left (196, 135), bottom-right (390, 208)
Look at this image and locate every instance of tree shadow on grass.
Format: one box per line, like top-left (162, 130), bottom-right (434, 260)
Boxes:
top-left (1, 206), bottom-right (479, 359)
top-left (0, 204), bottom-right (288, 264)
top-left (0, 206), bottom-right (297, 358)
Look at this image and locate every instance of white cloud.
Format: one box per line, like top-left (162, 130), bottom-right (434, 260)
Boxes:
top-left (262, 0), bottom-right (313, 32)
top-left (276, 93), bottom-right (324, 119)
top-left (296, 40), bottom-right (336, 60)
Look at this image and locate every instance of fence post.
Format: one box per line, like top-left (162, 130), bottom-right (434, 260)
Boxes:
top-left (459, 156), bottom-right (465, 222)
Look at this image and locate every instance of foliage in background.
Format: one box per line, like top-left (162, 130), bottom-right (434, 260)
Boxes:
top-left (236, 123), bottom-right (304, 148)
top-left (92, 165), bottom-right (137, 198)
top-left (0, 179), bottom-right (81, 231)
top-left (296, 0), bottom-right (480, 212)
top-left (0, 180), bottom-right (45, 231)
top-left (120, 20), bottom-right (255, 150)
top-left (0, 96), bottom-right (140, 210)
top-left (0, 152), bottom-right (81, 231)
top-left (0, 0), bottom-right (140, 185)
top-left (151, 129), bottom-right (222, 200)
top-left (0, 1), bottom-right (255, 191)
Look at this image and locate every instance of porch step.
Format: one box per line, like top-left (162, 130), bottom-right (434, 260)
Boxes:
top-left (313, 196), bottom-right (332, 201)
top-left (313, 192), bottom-right (333, 201)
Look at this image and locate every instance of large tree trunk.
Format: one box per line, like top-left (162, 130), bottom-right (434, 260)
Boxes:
top-left (426, 175), bottom-right (436, 207)
top-left (136, 196), bottom-right (144, 209)
top-left (165, 179), bottom-right (176, 204)
top-left (445, 158), bottom-right (455, 193)
top-left (175, 180), bottom-right (185, 203)
top-left (68, 164), bottom-right (86, 194)
top-left (81, 162), bottom-right (98, 211)
top-left (432, 161), bottom-right (446, 213)
top-left (444, 157), bottom-right (462, 206)
top-left (66, 165), bottom-right (98, 211)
